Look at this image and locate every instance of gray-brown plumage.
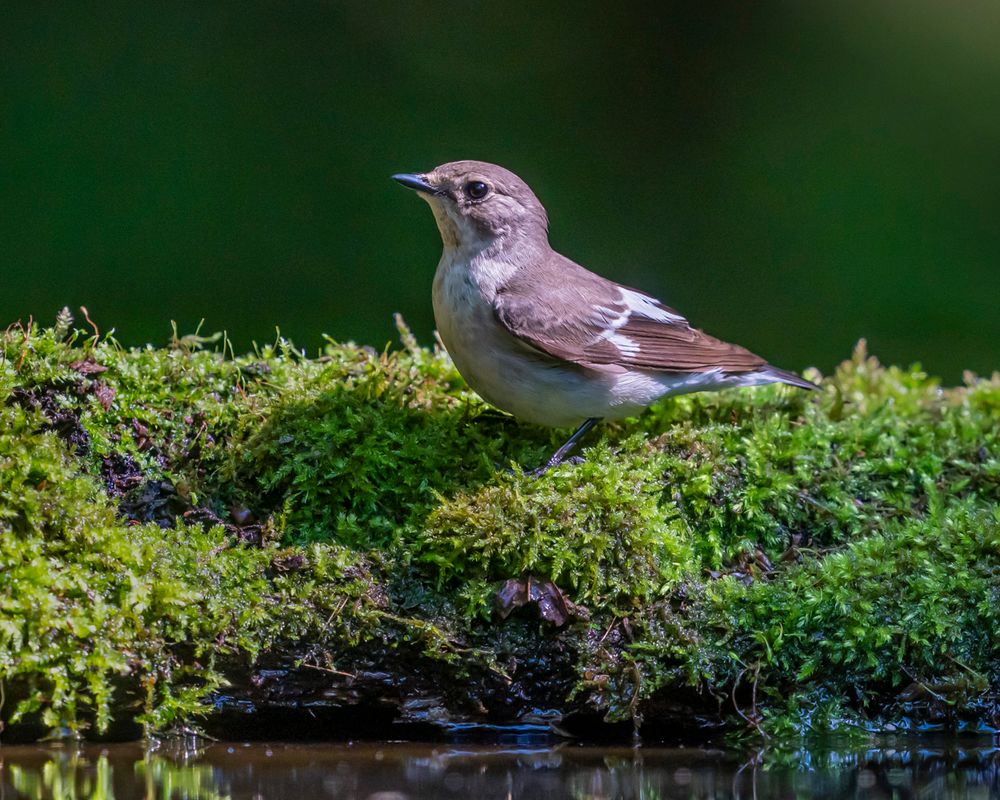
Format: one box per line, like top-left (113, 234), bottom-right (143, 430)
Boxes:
top-left (394, 160), bottom-right (816, 471)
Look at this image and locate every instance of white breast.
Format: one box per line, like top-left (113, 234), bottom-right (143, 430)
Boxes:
top-left (431, 251), bottom-right (653, 427)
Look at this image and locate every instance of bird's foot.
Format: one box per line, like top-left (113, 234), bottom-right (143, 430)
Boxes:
top-left (505, 418), bottom-right (602, 478)
top-left (524, 455), bottom-right (585, 479)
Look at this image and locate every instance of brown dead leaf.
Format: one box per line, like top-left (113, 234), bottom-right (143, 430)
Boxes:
top-left (93, 381), bottom-right (116, 411)
top-left (131, 418), bottom-right (153, 451)
top-left (69, 359), bottom-right (108, 375)
top-left (494, 575), bottom-right (588, 627)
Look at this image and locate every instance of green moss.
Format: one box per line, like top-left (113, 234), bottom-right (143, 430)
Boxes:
top-left (2, 318), bottom-right (999, 740)
top-left (640, 347), bottom-right (999, 567)
top-left (0, 395), bottom-right (382, 734)
top-left (230, 344), bottom-right (500, 547)
top-left (420, 438), bottom-right (697, 614)
top-left (703, 498), bottom-right (1000, 733)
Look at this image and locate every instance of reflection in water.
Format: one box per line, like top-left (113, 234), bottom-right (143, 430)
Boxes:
top-left (4, 743), bottom-right (228, 800)
top-left (0, 737), bottom-right (997, 799)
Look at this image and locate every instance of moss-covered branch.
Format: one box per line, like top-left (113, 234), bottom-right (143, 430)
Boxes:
top-left (1, 315), bottom-right (998, 741)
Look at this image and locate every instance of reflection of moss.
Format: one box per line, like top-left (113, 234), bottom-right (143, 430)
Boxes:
top-left (9, 751), bottom-right (228, 800)
top-left (9, 753), bottom-right (117, 800)
top-left (136, 754), bottom-right (229, 800)
top-left (2, 317), bottom-right (999, 739)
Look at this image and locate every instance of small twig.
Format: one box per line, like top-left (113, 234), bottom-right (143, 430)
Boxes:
top-left (900, 664), bottom-right (946, 702)
top-left (797, 490), bottom-right (835, 515)
top-left (944, 653), bottom-right (983, 678)
top-left (320, 598), bottom-right (349, 634)
top-left (731, 666), bottom-right (769, 738)
top-left (300, 661), bottom-right (355, 679)
top-left (751, 664), bottom-right (764, 733)
top-left (732, 668), bottom-right (751, 725)
top-left (80, 306), bottom-right (100, 339)
top-left (15, 315), bottom-right (32, 370)
top-left (627, 660), bottom-right (642, 718)
top-left (599, 617), bottom-right (618, 644)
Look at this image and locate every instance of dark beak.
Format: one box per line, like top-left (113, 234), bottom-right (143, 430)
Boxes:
top-left (392, 173), bottom-right (440, 195)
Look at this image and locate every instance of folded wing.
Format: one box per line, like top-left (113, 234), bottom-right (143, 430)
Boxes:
top-left (493, 255), bottom-right (771, 375)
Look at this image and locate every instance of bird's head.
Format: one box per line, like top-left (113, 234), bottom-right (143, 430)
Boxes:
top-left (393, 160), bottom-right (549, 251)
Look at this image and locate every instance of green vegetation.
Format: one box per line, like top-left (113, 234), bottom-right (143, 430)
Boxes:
top-left (1, 314), bottom-right (998, 741)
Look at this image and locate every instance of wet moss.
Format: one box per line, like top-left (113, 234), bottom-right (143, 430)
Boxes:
top-left (1, 316), bottom-right (998, 740)
top-left (705, 499), bottom-right (1000, 735)
top-left (0, 395), bottom-right (382, 735)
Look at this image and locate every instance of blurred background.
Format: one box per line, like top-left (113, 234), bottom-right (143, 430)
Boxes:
top-left (3, 1), bottom-right (999, 382)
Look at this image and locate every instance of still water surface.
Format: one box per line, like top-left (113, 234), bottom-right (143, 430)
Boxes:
top-left (1, 736), bottom-right (997, 799)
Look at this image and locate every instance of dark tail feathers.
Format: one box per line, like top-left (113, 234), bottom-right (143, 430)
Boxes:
top-left (764, 365), bottom-right (820, 391)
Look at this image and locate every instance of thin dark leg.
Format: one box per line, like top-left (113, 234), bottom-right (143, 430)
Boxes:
top-left (528, 417), bottom-right (601, 477)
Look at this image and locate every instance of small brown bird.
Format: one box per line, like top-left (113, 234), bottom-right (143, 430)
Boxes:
top-left (394, 161), bottom-right (816, 473)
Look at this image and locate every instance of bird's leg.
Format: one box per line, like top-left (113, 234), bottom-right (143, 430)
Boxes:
top-left (528, 417), bottom-right (601, 477)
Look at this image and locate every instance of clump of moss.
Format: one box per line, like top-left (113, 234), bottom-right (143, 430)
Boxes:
top-left (0, 391), bottom-right (386, 734)
top-left (230, 344), bottom-right (502, 547)
top-left (420, 438), bottom-right (697, 615)
top-left (634, 343), bottom-right (1000, 568)
top-left (702, 498), bottom-right (1000, 734)
top-left (0, 324), bottom-right (397, 735)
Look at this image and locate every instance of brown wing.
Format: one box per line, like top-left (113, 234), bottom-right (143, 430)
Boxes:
top-left (603, 313), bottom-right (767, 372)
top-left (493, 254), bottom-right (767, 374)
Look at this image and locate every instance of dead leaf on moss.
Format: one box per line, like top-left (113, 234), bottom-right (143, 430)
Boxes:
top-left (93, 380), bottom-right (115, 411)
top-left (69, 359), bottom-right (108, 375)
top-left (494, 575), bottom-right (588, 627)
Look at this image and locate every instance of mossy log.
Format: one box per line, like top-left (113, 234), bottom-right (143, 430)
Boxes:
top-left (1, 315), bottom-right (999, 742)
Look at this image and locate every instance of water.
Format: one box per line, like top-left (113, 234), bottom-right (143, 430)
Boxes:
top-left (1, 737), bottom-right (997, 799)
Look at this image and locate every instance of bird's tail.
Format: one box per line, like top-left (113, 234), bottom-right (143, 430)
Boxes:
top-left (763, 365), bottom-right (820, 391)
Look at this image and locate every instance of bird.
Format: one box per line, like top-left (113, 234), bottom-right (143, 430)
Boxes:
top-left (393, 161), bottom-right (817, 474)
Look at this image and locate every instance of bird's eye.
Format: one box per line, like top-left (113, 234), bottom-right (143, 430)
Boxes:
top-left (464, 180), bottom-right (489, 200)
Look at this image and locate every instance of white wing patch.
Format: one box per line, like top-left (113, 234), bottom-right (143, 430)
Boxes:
top-left (593, 303), bottom-right (629, 330)
top-left (588, 288), bottom-right (684, 360)
top-left (590, 304), bottom-right (640, 356)
top-left (619, 288), bottom-right (685, 323)
top-left (590, 290), bottom-right (682, 360)
top-left (606, 332), bottom-right (640, 356)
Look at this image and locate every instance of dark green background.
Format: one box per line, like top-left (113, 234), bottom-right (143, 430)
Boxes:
top-left (3, 2), bottom-right (999, 381)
